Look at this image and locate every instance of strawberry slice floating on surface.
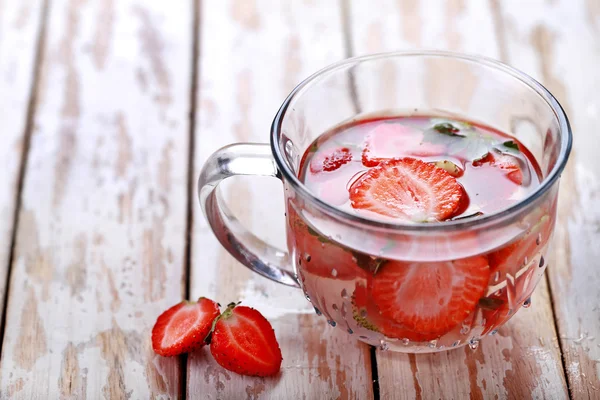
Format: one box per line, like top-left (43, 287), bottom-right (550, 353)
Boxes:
top-left (310, 147), bottom-right (353, 173)
top-left (349, 158), bottom-right (464, 222)
top-left (370, 256), bottom-right (490, 340)
top-left (362, 123), bottom-right (445, 167)
top-left (473, 151), bottom-right (523, 185)
top-left (210, 304), bottom-right (283, 377)
top-left (152, 297), bottom-right (221, 357)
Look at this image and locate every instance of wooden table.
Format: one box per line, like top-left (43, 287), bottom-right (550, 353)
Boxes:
top-left (0, 0), bottom-right (598, 398)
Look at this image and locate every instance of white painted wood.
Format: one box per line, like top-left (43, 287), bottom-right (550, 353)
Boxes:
top-left (188, 0), bottom-right (373, 398)
top-left (348, 0), bottom-right (568, 398)
top-left (0, 0), bottom-right (45, 327)
top-left (0, 0), bottom-right (193, 398)
top-left (500, 0), bottom-right (600, 396)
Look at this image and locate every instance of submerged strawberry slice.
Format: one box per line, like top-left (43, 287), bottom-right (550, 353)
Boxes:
top-left (310, 147), bottom-right (353, 173)
top-left (473, 152), bottom-right (523, 185)
top-left (152, 297), bottom-right (221, 356)
top-left (349, 158), bottom-right (464, 222)
top-left (362, 123), bottom-right (445, 167)
top-left (370, 257), bottom-right (490, 340)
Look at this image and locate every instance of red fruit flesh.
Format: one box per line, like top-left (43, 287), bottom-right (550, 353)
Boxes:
top-left (473, 152), bottom-right (523, 185)
top-left (349, 158), bottom-right (464, 222)
top-left (152, 297), bottom-right (220, 357)
top-left (370, 256), bottom-right (490, 340)
top-left (210, 305), bottom-right (283, 377)
top-left (310, 147), bottom-right (352, 173)
top-left (362, 123), bottom-right (445, 167)
top-left (288, 205), bottom-right (367, 280)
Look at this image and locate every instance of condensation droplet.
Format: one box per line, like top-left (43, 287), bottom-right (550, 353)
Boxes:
top-left (452, 340), bottom-right (461, 347)
top-left (523, 256), bottom-right (529, 266)
top-left (523, 298), bottom-right (532, 308)
top-left (402, 338), bottom-right (410, 346)
top-left (490, 330), bottom-right (498, 336)
top-left (360, 309), bottom-right (367, 318)
top-left (321, 242), bottom-right (325, 248)
top-left (332, 303), bottom-right (339, 311)
top-left (347, 328), bottom-right (354, 334)
top-left (305, 294), bottom-right (311, 302)
top-left (331, 269), bottom-right (338, 277)
top-left (460, 325), bottom-right (470, 335)
top-left (304, 253), bottom-right (311, 262)
top-left (327, 320), bottom-right (337, 327)
top-left (468, 338), bottom-right (480, 350)
top-left (359, 335), bottom-right (368, 340)
top-left (313, 306), bottom-right (321, 316)
top-left (379, 340), bottom-right (389, 351)
top-left (536, 233), bottom-right (542, 245)
top-left (539, 256), bottom-right (545, 268)
top-left (428, 340), bottom-right (437, 349)
top-left (341, 302), bottom-right (347, 317)
top-left (351, 256), bottom-right (358, 263)
top-left (493, 271), bottom-right (500, 283)
top-left (341, 289), bottom-right (349, 299)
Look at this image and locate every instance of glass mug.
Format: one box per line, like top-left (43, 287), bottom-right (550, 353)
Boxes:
top-left (198, 51), bottom-right (571, 352)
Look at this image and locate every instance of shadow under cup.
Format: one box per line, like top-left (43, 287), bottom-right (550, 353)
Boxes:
top-left (199, 51), bottom-right (572, 352)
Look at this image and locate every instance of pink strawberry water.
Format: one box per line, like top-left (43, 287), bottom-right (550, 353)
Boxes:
top-left (287, 115), bottom-right (555, 352)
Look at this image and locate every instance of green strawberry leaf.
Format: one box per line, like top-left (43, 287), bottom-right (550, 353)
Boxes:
top-left (424, 119), bottom-right (500, 162)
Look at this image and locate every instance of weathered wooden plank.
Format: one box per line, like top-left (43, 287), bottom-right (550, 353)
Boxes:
top-left (0, 0), bottom-right (45, 328)
top-left (0, 0), bottom-right (193, 398)
top-left (498, 0), bottom-right (600, 397)
top-left (188, 0), bottom-right (373, 398)
top-left (347, 0), bottom-right (568, 398)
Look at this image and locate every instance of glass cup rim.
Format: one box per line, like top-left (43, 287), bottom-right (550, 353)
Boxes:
top-left (270, 50), bottom-right (572, 232)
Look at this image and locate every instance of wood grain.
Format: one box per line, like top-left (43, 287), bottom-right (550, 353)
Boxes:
top-left (0, 0), bottom-right (193, 398)
top-left (0, 0), bottom-right (46, 326)
top-left (347, 0), bottom-right (568, 398)
top-left (498, 0), bottom-right (600, 397)
top-left (187, 0), bottom-right (373, 398)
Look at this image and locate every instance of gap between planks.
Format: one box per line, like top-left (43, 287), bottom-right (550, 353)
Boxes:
top-left (340, 1), bottom-right (380, 399)
top-left (0, 0), bottom-right (51, 358)
top-left (181, 0), bottom-right (203, 397)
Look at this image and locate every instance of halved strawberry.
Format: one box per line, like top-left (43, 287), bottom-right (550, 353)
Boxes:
top-left (473, 151), bottom-right (523, 185)
top-left (362, 123), bottom-right (445, 167)
top-left (152, 297), bottom-right (221, 357)
top-left (349, 158), bottom-right (464, 222)
top-left (310, 147), bottom-right (352, 173)
top-left (370, 256), bottom-right (490, 340)
top-left (210, 304), bottom-right (283, 377)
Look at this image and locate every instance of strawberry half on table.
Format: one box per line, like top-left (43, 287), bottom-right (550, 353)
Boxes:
top-left (210, 303), bottom-right (283, 377)
top-left (152, 297), bottom-right (221, 357)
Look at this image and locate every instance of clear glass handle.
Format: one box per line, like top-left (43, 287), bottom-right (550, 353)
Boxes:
top-left (198, 143), bottom-right (299, 287)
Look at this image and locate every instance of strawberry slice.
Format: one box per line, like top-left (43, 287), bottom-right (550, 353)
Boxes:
top-left (152, 297), bottom-right (221, 357)
top-left (349, 158), bottom-right (464, 222)
top-left (473, 151), bottom-right (523, 185)
top-left (352, 280), bottom-right (429, 341)
top-left (310, 147), bottom-right (352, 173)
top-left (288, 205), bottom-right (367, 280)
top-left (210, 304), bottom-right (283, 377)
top-left (370, 256), bottom-right (490, 340)
top-left (362, 123), bottom-right (445, 167)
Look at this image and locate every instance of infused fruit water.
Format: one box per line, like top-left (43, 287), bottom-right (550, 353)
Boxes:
top-left (286, 115), bottom-right (555, 352)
